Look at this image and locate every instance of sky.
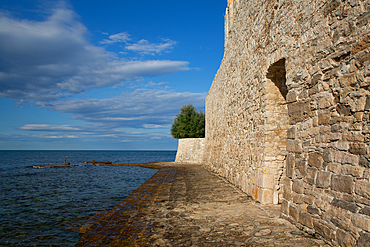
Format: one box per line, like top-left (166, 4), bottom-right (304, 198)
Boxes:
top-left (0, 0), bottom-right (227, 150)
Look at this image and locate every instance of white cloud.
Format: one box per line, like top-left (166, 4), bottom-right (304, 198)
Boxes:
top-left (51, 89), bottom-right (206, 129)
top-left (146, 81), bottom-right (169, 87)
top-left (18, 124), bottom-right (81, 131)
top-left (144, 124), bottom-right (168, 129)
top-left (31, 134), bottom-right (76, 139)
top-left (150, 137), bottom-right (162, 140)
top-left (0, 7), bottom-right (189, 103)
top-left (125, 39), bottom-right (177, 55)
top-left (100, 32), bottom-right (130, 44)
top-left (0, 3), bottom-right (204, 150)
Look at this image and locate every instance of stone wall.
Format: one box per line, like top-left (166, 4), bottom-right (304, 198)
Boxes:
top-left (175, 138), bottom-right (205, 164)
top-left (204, 0), bottom-right (370, 245)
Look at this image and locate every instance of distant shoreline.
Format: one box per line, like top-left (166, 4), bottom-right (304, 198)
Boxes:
top-left (33, 162), bottom-right (172, 169)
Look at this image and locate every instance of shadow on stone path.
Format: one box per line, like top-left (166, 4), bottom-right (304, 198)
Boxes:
top-left (76, 163), bottom-right (329, 246)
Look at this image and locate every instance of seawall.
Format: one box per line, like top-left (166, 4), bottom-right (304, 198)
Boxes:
top-left (175, 138), bottom-right (205, 164)
top-left (204, 0), bottom-right (370, 245)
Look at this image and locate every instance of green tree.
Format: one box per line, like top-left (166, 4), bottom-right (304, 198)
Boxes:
top-left (170, 104), bottom-right (205, 139)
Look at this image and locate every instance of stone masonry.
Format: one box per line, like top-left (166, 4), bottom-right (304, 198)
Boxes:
top-left (175, 138), bottom-right (205, 164)
top-left (204, 0), bottom-right (370, 245)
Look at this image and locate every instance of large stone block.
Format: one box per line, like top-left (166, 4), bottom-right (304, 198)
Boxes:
top-left (286, 153), bottom-right (295, 178)
top-left (308, 152), bottom-right (323, 168)
top-left (359, 206), bottom-right (370, 217)
top-left (349, 142), bottom-right (367, 155)
top-left (339, 165), bottom-right (365, 177)
top-left (316, 171), bottom-right (331, 188)
top-left (259, 188), bottom-right (274, 205)
top-left (318, 111), bottom-right (331, 125)
top-left (318, 94), bottom-right (335, 109)
top-left (286, 139), bottom-right (303, 153)
top-left (351, 214), bottom-right (370, 232)
top-left (342, 131), bottom-right (365, 142)
top-left (287, 126), bottom-right (296, 139)
top-left (339, 74), bottom-right (357, 88)
top-left (292, 179), bottom-right (305, 194)
top-left (282, 177), bottom-right (292, 193)
top-left (307, 205), bottom-right (320, 215)
top-left (359, 155), bottom-right (370, 168)
top-left (333, 150), bottom-right (359, 165)
top-left (323, 148), bottom-right (335, 162)
top-left (299, 211), bottom-right (313, 228)
top-left (306, 167), bottom-right (318, 185)
top-left (331, 198), bottom-right (359, 213)
top-left (288, 101), bottom-right (311, 123)
top-left (256, 173), bottom-right (274, 190)
top-left (295, 155), bottom-right (307, 178)
top-left (357, 232), bottom-right (370, 247)
top-left (336, 229), bottom-right (356, 247)
top-left (286, 90), bottom-right (298, 103)
top-left (281, 200), bottom-right (289, 215)
top-left (289, 204), bottom-right (299, 222)
top-left (313, 219), bottom-right (334, 242)
top-left (331, 174), bottom-right (354, 194)
top-left (355, 180), bottom-right (370, 199)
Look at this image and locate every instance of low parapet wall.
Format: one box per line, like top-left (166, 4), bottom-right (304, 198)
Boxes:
top-left (175, 138), bottom-right (205, 164)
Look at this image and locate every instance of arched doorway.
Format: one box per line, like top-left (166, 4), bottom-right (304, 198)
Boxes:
top-left (255, 58), bottom-right (288, 204)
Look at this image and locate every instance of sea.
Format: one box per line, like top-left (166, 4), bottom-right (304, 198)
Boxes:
top-left (0, 150), bottom-right (176, 246)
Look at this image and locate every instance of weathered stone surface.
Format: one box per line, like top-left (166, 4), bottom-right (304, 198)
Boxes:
top-left (331, 198), bottom-right (359, 213)
top-left (76, 163), bottom-right (329, 246)
top-left (306, 167), bottom-right (318, 185)
top-left (313, 219), bottom-right (334, 242)
top-left (333, 150), bottom-right (359, 165)
top-left (357, 232), bottom-right (370, 247)
top-left (336, 229), bottom-right (356, 247)
top-left (316, 171), bottom-right (331, 188)
top-left (349, 142), bottom-right (367, 155)
top-left (359, 155), bottom-right (370, 168)
top-left (331, 174), bottom-right (354, 194)
top-left (295, 155), bottom-right (307, 178)
top-left (281, 200), bottom-right (289, 215)
top-left (282, 177), bottom-right (292, 200)
top-left (287, 139), bottom-right (303, 153)
top-left (203, 0), bottom-right (370, 244)
top-left (292, 179), bottom-right (305, 194)
top-left (175, 138), bottom-right (205, 164)
top-left (323, 149), bottom-right (335, 163)
top-left (286, 153), bottom-right (294, 178)
top-left (288, 101), bottom-right (311, 123)
top-left (319, 112), bottom-right (332, 125)
top-left (287, 127), bottom-right (296, 139)
top-left (355, 180), bottom-right (370, 199)
top-left (342, 131), bottom-right (365, 142)
top-left (308, 152), bottom-right (324, 168)
top-left (299, 211), bottom-right (313, 228)
top-left (339, 165), bottom-right (365, 177)
top-left (289, 204), bottom-right (299, 222)
top-left (307, 205), bottom-right (321, 215)
top-left (359, 206), bottom-right (370, 217)
top-left (351, 214), bottom-right (370, 232)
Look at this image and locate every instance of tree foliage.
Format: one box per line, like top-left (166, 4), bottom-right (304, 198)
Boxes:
top-left (170, 104), bottom-right (205, 139)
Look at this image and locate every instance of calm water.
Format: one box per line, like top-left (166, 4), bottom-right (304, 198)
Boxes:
top-left (0, 150), bottom-right (176, 246)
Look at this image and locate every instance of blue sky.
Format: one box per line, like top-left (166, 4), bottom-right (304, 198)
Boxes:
top-left (0, 0), bottom-right (226, 150)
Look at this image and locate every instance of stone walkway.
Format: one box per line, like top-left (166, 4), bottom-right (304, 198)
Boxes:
top-left (76, 163), bottom-right (329, 246)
